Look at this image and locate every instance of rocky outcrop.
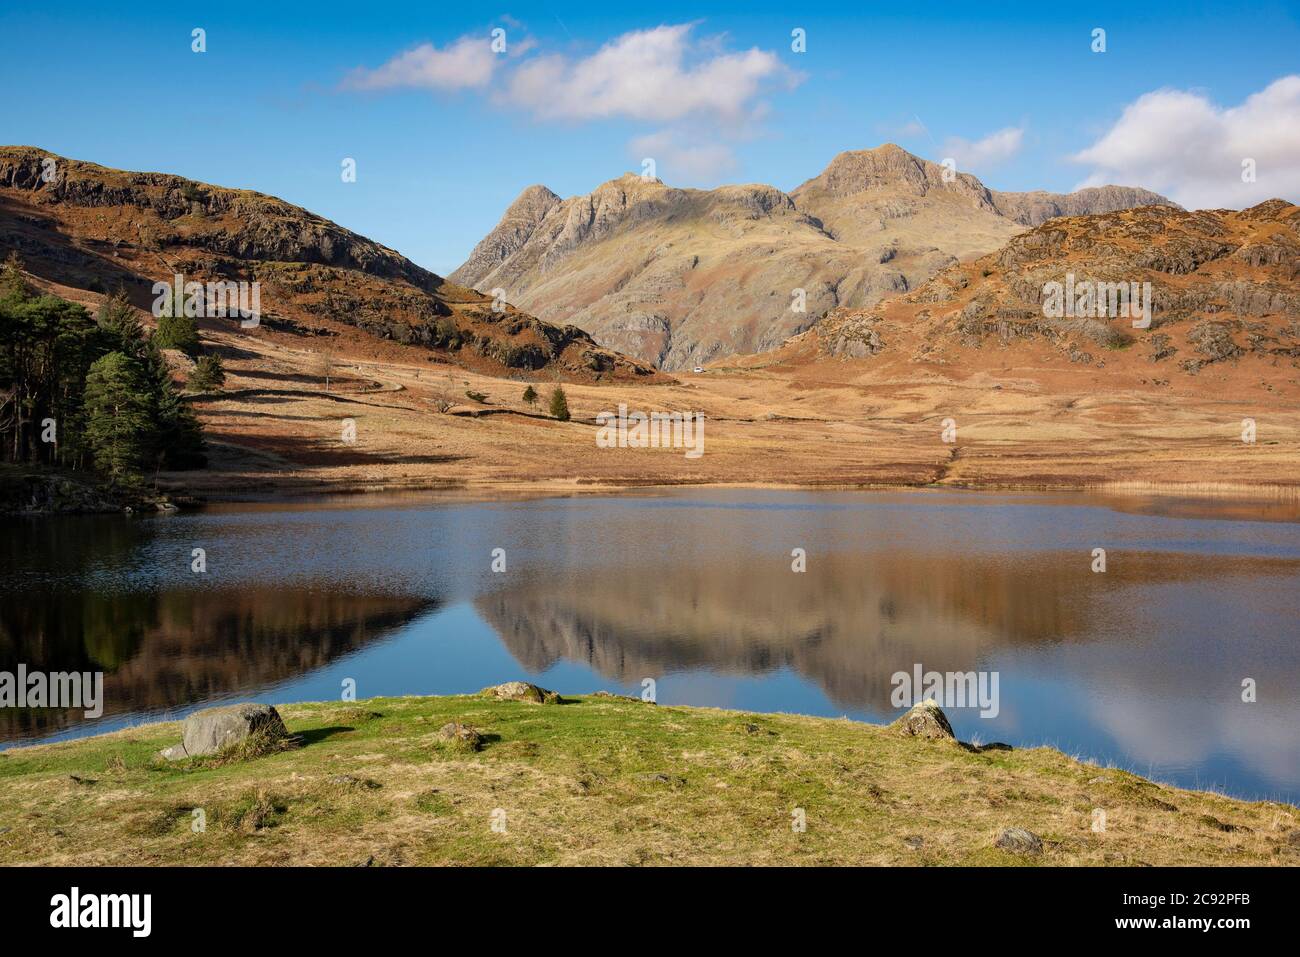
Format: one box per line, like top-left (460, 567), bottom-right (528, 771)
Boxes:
top-left (1182, 320), bottom-right (1245, 373)
top-left (0, 147), bottom-right (435, 288)
top-left (991, 185), bottom-right (1179, 227)
top-left (816, 311), bottom-right (885, 358)
top-left (450, 185), bottom-right (561, 285)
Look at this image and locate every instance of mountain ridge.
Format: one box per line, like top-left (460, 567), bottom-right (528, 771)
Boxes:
top-left (451, 144), bottom-right (1180, 369)
top-left (797, 198), bottom-right (1300, 374)
top-left (0, 146), bottom-right (662, 383)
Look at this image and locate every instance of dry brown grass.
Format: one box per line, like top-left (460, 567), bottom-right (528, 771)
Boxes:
top-left (110, 299), bottom-right (1295, 510)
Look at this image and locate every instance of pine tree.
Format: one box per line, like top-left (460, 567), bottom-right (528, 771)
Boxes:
top-left (154, 288), bottom-right (200, 354)
top-left (548, 385), bottom-right (570, 421)
top-left (522, 385), bottom-right (538, 406)
top-left (0, 251), bottom-right (27, 303)
top-left (96, 290), bottom-right (146, 353)
top-left (189, 354), bottom-right (226, 392)
top-left (143, 344), bottom-right (205, 469)
top-left (2, 284), bottom-right (210, 476)
top-left (83, 352), bottom-right (153, 484)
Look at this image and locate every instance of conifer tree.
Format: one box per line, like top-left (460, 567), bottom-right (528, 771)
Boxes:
top-left (548, 385), bottom-right (570, 421)
top-left (83, 351), bottom-right (153, 484)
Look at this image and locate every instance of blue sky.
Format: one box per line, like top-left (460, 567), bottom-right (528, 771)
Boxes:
top-left (3, 1), bottom-right (1298, 275)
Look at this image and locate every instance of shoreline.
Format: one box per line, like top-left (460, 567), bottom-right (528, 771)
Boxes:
top-left (2, 692), bottom-right (1295, 866)
top-left (151, 471), bottom-right (1300, 506)
top-left (9, 466), bottom-right (1300, 517)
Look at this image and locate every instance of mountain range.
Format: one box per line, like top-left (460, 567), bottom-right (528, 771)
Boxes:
top-left (1, 144), bottom-right (1295, 500)
top-left (450, 144), bottom-right (1178, 370)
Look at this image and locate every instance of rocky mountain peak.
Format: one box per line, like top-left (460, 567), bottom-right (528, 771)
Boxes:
top-left (794, 144), bottom-right (996, 210)
top-left (503, 184), bottom-right (561, 220)
top-left (449, 143), bottom-right (1182, 370)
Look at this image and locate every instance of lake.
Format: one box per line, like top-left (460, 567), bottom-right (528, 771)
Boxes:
top-left (2, 488), bottom-right (1298, 804)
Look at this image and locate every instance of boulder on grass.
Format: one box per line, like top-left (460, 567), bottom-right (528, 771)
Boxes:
top-left (436, 722), bottom-right (484, 751)
top-left (889, 699), bottom-right (955, 740)
top-left (995, 827), bottom-right (1044, 855)
top-left (480, 681), bottom-right (560, 704)
top-left (159, 702), bottom-right (289, 760)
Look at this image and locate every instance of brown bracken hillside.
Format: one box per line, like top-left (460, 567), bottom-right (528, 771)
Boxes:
top-left (0, 147), bottom-right (662, 383)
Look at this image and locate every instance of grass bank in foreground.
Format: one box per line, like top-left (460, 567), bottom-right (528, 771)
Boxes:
top-left (1, 694), bottom-right (1296, 866)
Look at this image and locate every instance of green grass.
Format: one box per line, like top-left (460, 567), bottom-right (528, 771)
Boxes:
top-left (0, 694), bottom-right (1295, 866)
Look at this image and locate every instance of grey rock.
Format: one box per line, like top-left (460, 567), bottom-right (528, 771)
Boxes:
top-left (436, 722), bottom-right (484, 751)
top-left (638, 772), bottom-right (686, 788)
top-left (889, 699), bottom-right (956, 741)
top-left (480, 681), bottom-right (560, 704)
top-left (995, 827), bottom-right (1044, 855)
top-left (160, 702), bottom-right (289, 760)
top-left (159, 743), bottom-right (189, 761)
top-left (991, 185), bottom-right (1180, 227)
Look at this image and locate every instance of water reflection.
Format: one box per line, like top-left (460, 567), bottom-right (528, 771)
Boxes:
top-left (1, 489), bottom-right (1297, 801)
top-left (0, 587), bottom-right (435, 739)
top-left (477, 549), bottom-right (1300, 712)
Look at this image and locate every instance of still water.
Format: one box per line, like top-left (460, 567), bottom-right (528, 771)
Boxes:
top-left (2, 488), bottom-right (1298, 803)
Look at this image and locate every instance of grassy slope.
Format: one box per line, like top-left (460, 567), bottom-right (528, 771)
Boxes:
top-left (0, 695), bottom-right (1295, 866)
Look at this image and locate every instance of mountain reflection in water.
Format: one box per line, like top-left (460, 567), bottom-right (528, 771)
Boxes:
top-left (476, 549), bottom-right (1298, 713)
top-left (1, 489), bottom-right (1297, 802)
top-left (0, 587), bottom-right (436, 740)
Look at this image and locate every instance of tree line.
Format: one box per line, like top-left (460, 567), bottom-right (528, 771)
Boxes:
top-left (0, 254), bottom-right (212, 487)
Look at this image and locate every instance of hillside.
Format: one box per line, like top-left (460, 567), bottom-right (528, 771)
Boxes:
top-left (451, 144), bottom-right (1177, 370)
top-left (0, 147), bottom-right (660, 383)
top-left (804, 200), bottom-right (1300, 373)
top-left (2, 148), bottom-right (1294, 500)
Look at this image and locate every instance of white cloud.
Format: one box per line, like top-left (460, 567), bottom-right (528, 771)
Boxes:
top-left (1072, 75), bottom-right (1300, 209)
top-left (342, 36), bottom-right (498, 92)
top-left (343, 24), bottom-right (793, 179)
top-left (500, 24), bottom-right (795, 125)
top-left (629, 131), bottom-right (738, 184)
top-left (940, 126), bottom-right (1024, 171)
